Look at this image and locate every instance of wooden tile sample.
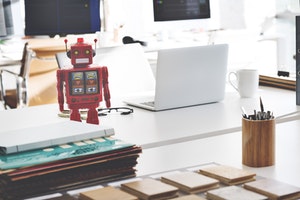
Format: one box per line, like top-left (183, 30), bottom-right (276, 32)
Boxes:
top-left (80, 186), bottom-right (138, 200)
top-left (207, 185), bottom-right (268, 200)
top-left (199, 165), bottom-right (256, 185)
top-left (170, 194), bottom-right (206, 200)
top-left (161, 171), bottom-right (219, 193)
top-left (244, 178), bottom-right (300, 200)
top-left (121, 178), bottom-right (178, 200)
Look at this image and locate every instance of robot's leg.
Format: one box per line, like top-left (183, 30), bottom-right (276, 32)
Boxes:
top-left (70, 109), bottom-right (82, 122)
top-left (86, 108), bottom-right (99, 125)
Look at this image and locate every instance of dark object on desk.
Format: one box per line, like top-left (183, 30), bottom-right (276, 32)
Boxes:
top-left (122, 36), bottom-right (147, 46)
top-left (277, 70), bottom-right (290, 77)
top-left (0, 42), bottom-right (31, 109)
top-left (296, 16), bottom-right (300, 105)
top-left (98, 107), bottom-right (134, 116)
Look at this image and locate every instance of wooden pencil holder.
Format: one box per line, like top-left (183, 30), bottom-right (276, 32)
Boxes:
top-left (242, 118), bottom-right (275, 167)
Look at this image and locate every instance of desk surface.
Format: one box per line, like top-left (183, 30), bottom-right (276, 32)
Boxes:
top-left (137, 119), bottom-right (300, 188)
top-left (1, 86), bottom-right (298, 149)
top-left (1, 86), bottom-right (300, 197)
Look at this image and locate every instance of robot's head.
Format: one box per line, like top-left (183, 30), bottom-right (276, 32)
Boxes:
top-left (65, 38), bottom-right (96, 68)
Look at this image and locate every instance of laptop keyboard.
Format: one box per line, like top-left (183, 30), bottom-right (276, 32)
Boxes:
top-left (141, 101), bottom-right (155, 107)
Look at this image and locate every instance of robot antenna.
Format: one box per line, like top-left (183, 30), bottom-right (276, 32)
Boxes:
top-left (94, 39), bottom-right (97, 55)
top-left (64, 39), bottom-right (68, 52)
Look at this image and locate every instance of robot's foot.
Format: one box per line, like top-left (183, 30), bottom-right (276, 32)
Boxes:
top-left (86, 109), bottom-right (99, 125)
top-left (70, 109), bottom-right (82, 122)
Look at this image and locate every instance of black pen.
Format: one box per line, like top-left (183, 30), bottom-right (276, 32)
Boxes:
top-left (260, 97), bottom-right (264, 113)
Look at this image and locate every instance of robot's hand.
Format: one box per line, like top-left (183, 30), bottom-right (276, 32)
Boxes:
top-left (102, 67), bottom-right (111, 108)
top-left (105, 99), bottom-right (111, 108)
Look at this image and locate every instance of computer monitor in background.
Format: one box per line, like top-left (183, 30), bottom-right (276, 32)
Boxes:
top-left (24, 0), bottom-right (101, 37)
top-left (152, 0), bottom-right (211, 40)
top-left (153, 0), bottom-right (210, 21)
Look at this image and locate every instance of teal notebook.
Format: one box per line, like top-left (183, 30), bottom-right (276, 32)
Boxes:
top-left (0, 137), bottom-right (134, 170)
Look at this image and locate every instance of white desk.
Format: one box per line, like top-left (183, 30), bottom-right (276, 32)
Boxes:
top-left (137, 119), bottom-right (300, 188)
top-left (0, 86), bottom-right (299, 149)
top-left (1, 86), bottom-right (300, 198)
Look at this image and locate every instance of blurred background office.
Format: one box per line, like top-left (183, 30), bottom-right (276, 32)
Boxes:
top-left (5, 0), bottom-right (298, 73)
top-left (1, 0), bottom-right (300, 107)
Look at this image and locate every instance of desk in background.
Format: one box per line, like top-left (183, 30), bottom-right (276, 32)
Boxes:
top-left (0, 37), bottom-right (65, 108)
top-left (27, 37), bottom-right (66, 59)
top-left (24, 38), bottom-right (65, 106)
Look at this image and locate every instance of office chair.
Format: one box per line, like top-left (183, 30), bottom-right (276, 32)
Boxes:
top-left (0, 42), bottom-right (32, 109)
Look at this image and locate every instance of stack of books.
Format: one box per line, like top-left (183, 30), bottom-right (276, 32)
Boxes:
top-left (0, 121), bottom-right (142, 199)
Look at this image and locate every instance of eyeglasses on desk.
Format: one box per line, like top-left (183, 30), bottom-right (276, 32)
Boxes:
top-left (98, 107), bottom-right (134, 116)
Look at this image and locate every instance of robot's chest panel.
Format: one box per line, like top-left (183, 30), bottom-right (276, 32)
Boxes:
top-left (69, 70), bottom-right (100, 96)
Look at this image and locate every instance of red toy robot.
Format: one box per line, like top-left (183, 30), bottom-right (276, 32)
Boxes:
top-left (56, 38), bottom-right (111, 124)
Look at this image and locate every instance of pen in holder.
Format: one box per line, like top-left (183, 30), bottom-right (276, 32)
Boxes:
top-left (242, 97), bottom-right (275, 167)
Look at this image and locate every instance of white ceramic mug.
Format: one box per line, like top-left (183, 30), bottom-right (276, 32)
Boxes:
top-left (228, 69), bottom-right (259, 98)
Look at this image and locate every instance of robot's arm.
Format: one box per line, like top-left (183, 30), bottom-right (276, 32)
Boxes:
top-left (102, 67), bottom-right (111, 108)
top-left (56, 70), bottom-right (65, 111)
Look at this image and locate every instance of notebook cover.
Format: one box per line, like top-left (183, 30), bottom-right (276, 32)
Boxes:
top-left (207, 185), bottom-right (268, 200)
top-left (80, 186), bottom-right (138, 200)
top-left (0, 137), bottom-right (132, 170)
top-left (244, 178), bottom-right (300, 199)
top-left (0, 121), bottom-right (115, 154)
top-left (161, 171), bottom-right (219, 193)
top-left (199, 165), bottom-right (256, 185)
top-left (121, 178), bottom-right (178, 200)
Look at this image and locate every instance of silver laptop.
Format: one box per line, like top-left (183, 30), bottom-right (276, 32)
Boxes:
top-left (124, 44), bottom-right (229, 111)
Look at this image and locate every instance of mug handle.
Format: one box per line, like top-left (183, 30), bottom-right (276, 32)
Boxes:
top-left (228, 72), bottom-right (239, 92)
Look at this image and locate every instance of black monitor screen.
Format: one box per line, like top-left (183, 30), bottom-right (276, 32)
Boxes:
top-left (153, 0), bottom-right (210, 21)
top-left (24, 0), bottom-right (100, 37)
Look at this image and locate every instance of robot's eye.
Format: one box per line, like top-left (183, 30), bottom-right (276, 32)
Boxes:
top-left (85, 50), bottom-right (90, 54)
top-left (73, 50), bottom-right (79, 55)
